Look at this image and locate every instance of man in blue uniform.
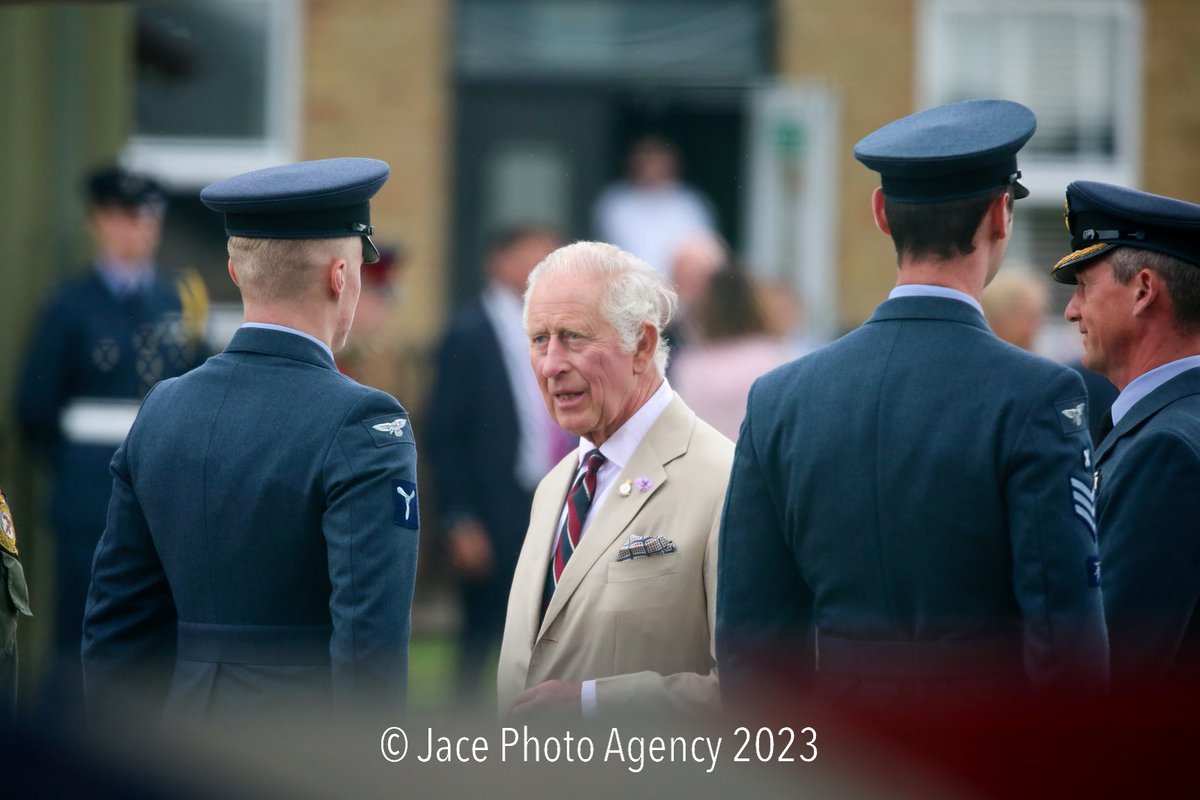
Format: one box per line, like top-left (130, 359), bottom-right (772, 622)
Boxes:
top-left (15, 166), bottom-right (205, 713)
top-left (82, 158), bottom-right (419, 724)
top-left (716, 100), bottom-right (1109, 710)
top-left (1053, 181), bottom-right (1200, 691)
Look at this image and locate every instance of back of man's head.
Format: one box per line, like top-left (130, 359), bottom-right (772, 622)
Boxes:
top-left (884, 189), bottom-right (1011, 263)
top-left (229, 236), bottom-right (358, 305)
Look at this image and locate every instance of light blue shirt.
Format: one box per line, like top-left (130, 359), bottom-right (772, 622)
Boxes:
top-left (241, 322), bottom-right (335, 364)
top-left (888, 284), bottom-right (985, 317)
top-left (1111, 355), bottom-right (1200, 426)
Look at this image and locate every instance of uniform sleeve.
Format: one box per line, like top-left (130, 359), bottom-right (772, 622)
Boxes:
top-left (715, 389), bottom-right (814, 706)
top-left (1098, 430), bottom-right (1200, 687)
top-left (593, 510), bottom-right (722, 716)
top-left (1006, 369), bottom-right (1109, 692)
top-left (15, 293), bottom-right (75, 459)
top-left (322, 390), bottom-right (420, 713)
top-left (81, 426), bottom-right (178, 721)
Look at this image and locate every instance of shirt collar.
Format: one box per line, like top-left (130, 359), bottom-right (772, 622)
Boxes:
top-left (577, 378), bottom-right (674, 472)
top-left (240, 322), bottom-right (335, 363)
top-left (888, 284), bottom-right (985, 317)
top-left (95, 260), bottom-right (153, 297)
top-left (1111, 354), bottom-right (1200, 426)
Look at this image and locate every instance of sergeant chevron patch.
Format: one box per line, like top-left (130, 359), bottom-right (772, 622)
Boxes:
top-left (1070, 476), bottom-right (1097, 540)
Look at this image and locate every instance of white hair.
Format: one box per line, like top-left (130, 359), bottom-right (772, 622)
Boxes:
top-left (523, 241), bottom-right (678, 375)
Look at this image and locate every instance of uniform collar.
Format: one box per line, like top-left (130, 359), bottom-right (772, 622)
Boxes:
top-left (1096, 363), bottom-right (1200, 462)
top-left (1111, 355), bottom-right (1200, 427)
top-left (868, 292), bottom-right (990, 332)
top-left (227, 324), bottom-right (337, 370)
top-left (888, 284), bottom-right (985, 317)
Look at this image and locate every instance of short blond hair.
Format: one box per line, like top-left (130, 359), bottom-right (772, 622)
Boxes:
top-left (228, 236), bottom-right (358, 302)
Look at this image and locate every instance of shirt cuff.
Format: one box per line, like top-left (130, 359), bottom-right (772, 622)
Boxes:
top-left (581, 679), bottom-right (597, 718)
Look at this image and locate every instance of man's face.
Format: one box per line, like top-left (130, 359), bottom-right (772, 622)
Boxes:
top-left (493, 233), bottom-right (558, 295)
top-left (1063, 256), bottom-right (1138, 381)
top-left (90, 204), bottom-right (164, 266)
top-left (526, 271), bottom-right (649, 445)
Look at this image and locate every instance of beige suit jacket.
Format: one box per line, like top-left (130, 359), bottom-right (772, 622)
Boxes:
top-left (497, 395), bottom-right (734, 717)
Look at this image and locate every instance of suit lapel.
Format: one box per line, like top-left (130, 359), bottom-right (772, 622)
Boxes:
top-left (518, 456), bottom-right (576, 649)
top-left (1096, 368), bottom-right (1200, 463)
top-left (537, 397), bottom-right (694, 640)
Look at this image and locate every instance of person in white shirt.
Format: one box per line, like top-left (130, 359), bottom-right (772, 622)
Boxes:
top-left (593, 135), bottom-right (716, 276)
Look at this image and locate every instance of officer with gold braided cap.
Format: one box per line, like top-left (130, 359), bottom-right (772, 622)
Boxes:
top-left (1055, 181), bottom-right (1200, 691)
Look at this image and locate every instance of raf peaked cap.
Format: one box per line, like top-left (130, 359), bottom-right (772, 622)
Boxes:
top-left (87, 166), bottom-right (166, 209)
top-left (200, 157), bottom-right (390, 264)
top-left (854, 99), bottom-right (1036, 204)
top-left (1051, 181), bottom-right (1200, 284)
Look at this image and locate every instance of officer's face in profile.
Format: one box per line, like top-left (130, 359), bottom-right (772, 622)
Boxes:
top-left (526, 270), bottom-right (655, 446)
top-left (90, 204), bottom-right (164, 266)
top-left (1064, 256), bottom-right (1137, 380)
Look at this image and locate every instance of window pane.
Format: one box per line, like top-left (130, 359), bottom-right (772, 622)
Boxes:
top-left (135, 0), bottom-right (270, 139)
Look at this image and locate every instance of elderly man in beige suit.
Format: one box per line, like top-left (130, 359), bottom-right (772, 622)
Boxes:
top-left (497, 241), bottom-right (734, 719)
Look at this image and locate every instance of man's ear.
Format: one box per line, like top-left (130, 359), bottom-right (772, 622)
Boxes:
top-left (328, 257), bottom-right (348, 298)
top-left (987, 191), bottom-right (1013, 242)
top-left (1132, 267), bottom-right (1160, 317)
top-left (871, 187), bottom-right (891, 235)
top-left (227, 259), bottom-right (240, 286)
top-left (632, 321), bottom-right (658, 374)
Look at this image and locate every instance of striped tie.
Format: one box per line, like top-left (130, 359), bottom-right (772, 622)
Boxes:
top-left (552, 449), bottom-right (607, 586)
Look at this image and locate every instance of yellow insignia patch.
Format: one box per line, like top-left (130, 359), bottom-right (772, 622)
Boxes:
top-left (1053, 242), bottom-right (1110, 272)
top-left (0, 489), bottom-right (17, 557)
top-left (1063, 197), bottom-right (1071, 232)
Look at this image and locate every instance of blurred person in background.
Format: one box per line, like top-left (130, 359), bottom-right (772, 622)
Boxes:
top-left (662, 230), bottom-right (728, 367)
top-left (672, 262), bottom-right (793, 441)
top-left (981, 265), bottom-right (1048, 352)
top-left (335, 244), bottom-right (412, 399)
top-left (593, 135), bottom-right (716, 276)
top-left (426, 225), bottom-right (569, 703)
top-left (983, 264), bottom-right (1116, 442)
top-left (1, 487), bottom-right (32, 724)
top-left (15, 165), bottom-right (207, 718)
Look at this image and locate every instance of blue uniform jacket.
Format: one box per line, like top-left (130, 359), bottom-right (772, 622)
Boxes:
top-left (16, 270), bottom-right (204, 537)
top-left (1093, 366), bottom-right (1200, 688)
top-left (716, 296), bottom-right (1109, 702)
top-left (82, 327), bottom-right (419, 721)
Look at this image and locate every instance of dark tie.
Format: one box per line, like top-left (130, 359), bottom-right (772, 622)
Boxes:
top-left (551, 449), bottom-right (606, 587)
top-left (1098, 410), bottom-right (1114, 441)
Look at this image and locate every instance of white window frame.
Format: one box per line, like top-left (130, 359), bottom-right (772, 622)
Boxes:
top-left (122, 0), bottom-right (303, 188)
top-left (918, 0), bottom-right (1142, 202)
